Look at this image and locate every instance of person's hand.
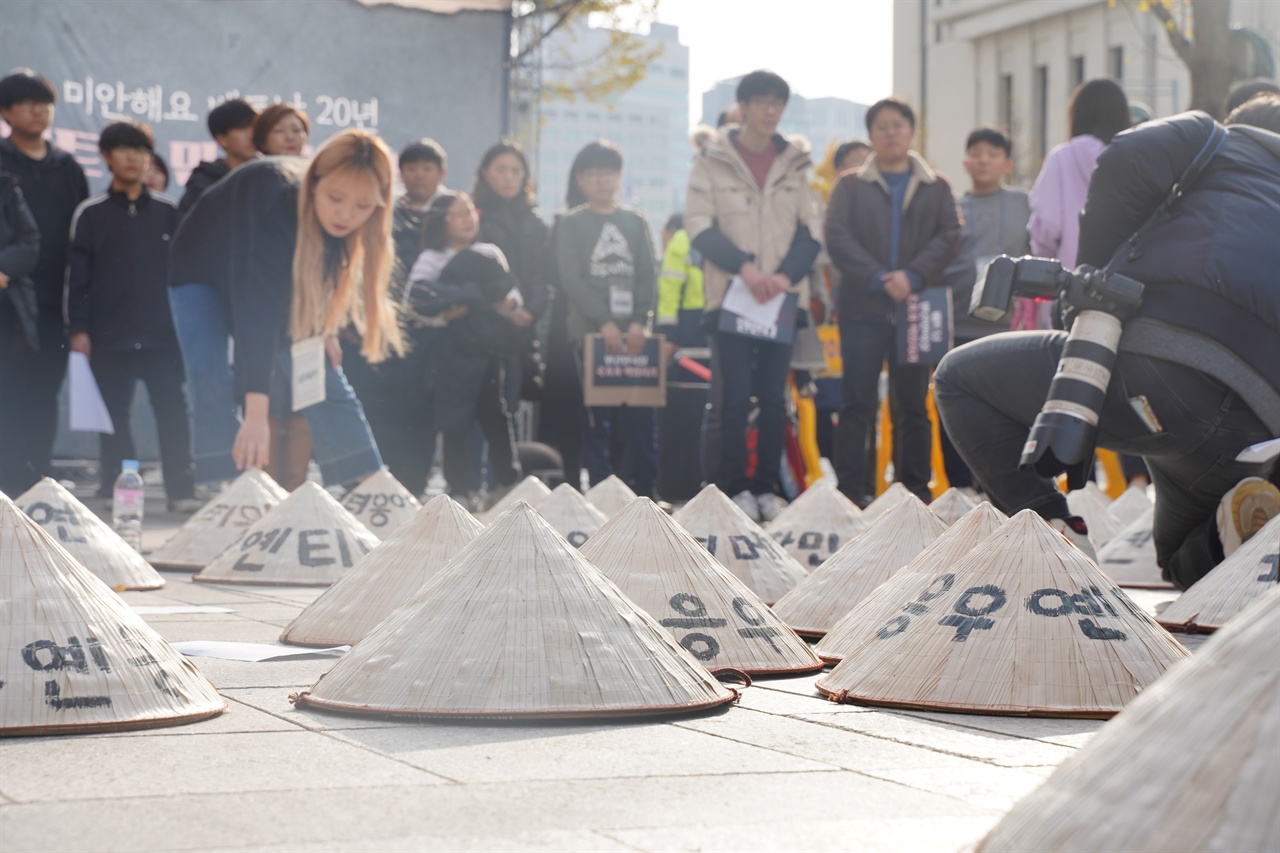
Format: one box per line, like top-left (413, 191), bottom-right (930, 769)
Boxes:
top-left (881, 270), bottom-right (912, 303)
top-left (600, 321), bottom-right (624, 354)
top-left (324, 335), bottom-right (342, 370)
top-left (626, 322), bottom-right (647, 357)
top-left (740, 261), bottom-right (770, 301)
top-left (69, 332), bottom-right (91, 358)
top-left (441, 304), bottom-right (469, 322)
top-left (661, 340), bottom-right (679, 361)
top-left (0, 271), bottom-right (9, 290)
top-left (233, 393), bottom-right (271, 471)
top-left (765, 273), bottom-right (791, 299)
top-left (509, 308), bottom-right (534, 328)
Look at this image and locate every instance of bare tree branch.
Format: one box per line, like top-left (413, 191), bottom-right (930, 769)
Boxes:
top-left (1145, 0), bottom-right (1194, 65)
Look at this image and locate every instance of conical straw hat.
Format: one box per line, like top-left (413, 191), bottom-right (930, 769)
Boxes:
top-left (1106, 484), bottom-right (1153, 528)
top-left (148, 469), bottom-right (288, 570)
top-left (581, 498), bottom-right (823, 675)
top-left (860, 481), bottom-right (914, 522)
top-left (1095, 508), bottom-right (1171, 589)
top-left (815, 503), bottom-right (1009, 663)
top-left (1084, 481), bottom-right (1112, 504)
top-left (765, 480), bottom-right (865, 570)
top-left (1157, 515), bottom-right (1280, 632)
top-left (192, 481), bottom-right (378, 586)
top-left (535, 483), bottom-right (608, 548)
top-left (479, 475), bottom-right (550, 523)
top-left (978, 588), bottom-right (1280, 852)
top-left (584, 475), bottom-right (638, 518)
top-left (279, 495), bottom-right (484, 647)
top-left (292, 502), bottom-right (738, 719)
top-left (928, 487), bottom-right (978, 527)
top-left (15, 478), bottom-right (164, 591)
top-left (1066, 486), bottom-right (1122, 547)
top-left (816, 510), bottom-right (1190, 718)
top-left (771, 496), bottom-right (946, 637)
top-left (338, 469), bottom-right (422, 538)
top-left (672, 485), bottom-right (808, 604)
top-left (0, 495), bottom-right (225, 736)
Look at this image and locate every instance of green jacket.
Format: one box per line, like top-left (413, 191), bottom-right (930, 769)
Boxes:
top-left (554, 205), bottom-right (656, 343)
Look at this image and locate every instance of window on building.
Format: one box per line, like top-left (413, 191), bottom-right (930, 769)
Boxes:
top-left (670, 67), bottom-right (685, 78)
top-left (1034, 65), bottom-right (1049, 163)
top-left (1001, 73), bottom-right (1015, 137)
top-left (1071, 55), bottom-right (1085, 89)
top-left (629, 113), bottom-right (644, 123)
top-left (608, 112), bottom-right (622, 122)
top-left (1109, 45), bottom-right (1124, 81)
top-left (935, 23), bottom-right (944, 43)
top-left (564, 110), bottom-right (579, 120)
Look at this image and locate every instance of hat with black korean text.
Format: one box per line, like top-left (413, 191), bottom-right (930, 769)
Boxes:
top-left (291, 502), bottom-right (738, 719)
top-left (535, 483), bottom-right (608, 548)
top-left (928, 488), bottom-right (978, 527)
top-left (584, 475), bottom-right (639, 519)
top-left (16, 478), bottom-right (164, 591)
top-left (280, 494), bottom-right (484, 647)
top-left (1158, 515), bottom-right (1280, 632)
top-left (148, 469), bottom-right (287, 570)
top-left (816, 510), bottom-right (1190, 717)
top-left (192, 481), bottom-right (378, 586)
top-left (764, 479), bottom-right (865, 569)
top-left (339, 468), bottom-right (422, 538)
top-left (479, 475), bottom-right (551, 523)
top-left (0, 494), bottom-right (225, 736)
top-left (581, 498), bottom-right (823, 675)
top-left (1095, 508), bottom-right (1172, 589)
top-left (1106, 484), bottom-right (1153, 528)
top-left (1067, 486), bottom-right (1122, 548)
top-left (860, 482), bottom-right (914, 523)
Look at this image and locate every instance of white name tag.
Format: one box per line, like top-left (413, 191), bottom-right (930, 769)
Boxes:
top-left (610, 286), bottom-right (633, 317)
top-left (291, 337), bottom-right (326, 412)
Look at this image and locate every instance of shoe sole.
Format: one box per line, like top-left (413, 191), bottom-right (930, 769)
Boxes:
top-left (1221, 480), bottom-right (1280, 554)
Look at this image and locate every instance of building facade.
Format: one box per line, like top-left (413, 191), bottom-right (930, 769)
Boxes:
top-left (701, 78), bottom-right (869, 159)
top-left (893, 0), bottom-right (1279, 186)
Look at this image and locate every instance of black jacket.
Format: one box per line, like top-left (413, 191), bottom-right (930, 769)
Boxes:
top-left (66, 188), bottom-right (180, 353)
top-left (177, 158), bottom-right (230, 221)
top-left (1078, 112), bottom-right (1280, 430)
top-left (0, 138), bottom-right (89, 313)
top-left (0, 171), bottom-right (41, 350)
top-left (476, 196), bottom-right (550, 318)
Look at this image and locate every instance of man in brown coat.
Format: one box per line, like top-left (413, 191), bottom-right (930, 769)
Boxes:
top-left (824, 97), bottom-right (960, 506)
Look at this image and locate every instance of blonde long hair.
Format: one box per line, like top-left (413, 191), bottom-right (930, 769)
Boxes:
top-left (291, 129), bottom-right (402, 361)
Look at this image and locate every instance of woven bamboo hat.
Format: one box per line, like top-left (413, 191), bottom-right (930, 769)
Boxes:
top-left (479, 475), bottom-right (550, 523)
top-left (1083, 481), bottom-right (1111, 504)
top-left (928, 488), bottom-right (978, 527)
top-left (860, 482), bottom-right (914, 522)
top-left (979, 588), bottom-right (1280, 852)
top-left (584, 475), bottom-right (638, 518)
top-left (1157, 515), bottom-right (1280, 633)
top-left (15, 478), bottom-right (164, 591)
top-left (816, 510), bottom-right (1190, 718)
top-left (771, 496), bottom-right (946, 638)
top-left (815, 503), bottom-right (1008, 664)
top-left (339, 468), bottom-right (422, 538)
top-left (764, 480), bottom-right (865, 570)
top-left (1106, 484), bottom-right (1153, 528)
top-left (148, 469), bottom-right (288, 571)
top-left (192, 481), bottom-right (378, 586)
top-left (1095, 508), bottom-right (1171, 589)
top-left (1067, 486), bottom-right (1122, 547)
top-left (581, 498), bottom-right (823, 675)
top-left (0, 495), bottom-right (225, 736)
top-left (672, 485), bottom-right (808, 604)
top-left (292, 502), bottom-right (738, 719)
top-left (535, 484), bottom-right (608, 548)
top-left (279, 495), bottom-right (484, 647)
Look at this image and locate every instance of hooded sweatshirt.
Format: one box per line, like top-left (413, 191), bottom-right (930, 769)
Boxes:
top-left (1027, 134), bottom-right (1105, 268)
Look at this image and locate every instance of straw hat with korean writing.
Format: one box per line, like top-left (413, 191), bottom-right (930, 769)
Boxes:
top-left (291, 502), bottom-right (738, 719)
top-left (1067, 485), bottom-right (1122, 548)
top-left (859, 482), bottom-right (914, 523)
top-left (192, 481), bottom-right (378, 586)
top-left (764, 479), bottom-right (865, 570)
top-left (673, 485), bottom-right (808, 605)
top-left (535, 483), bottom-right (608, 548)
top-left (1106, 483), bottom-right (1153, 528)
top-left (15, 477), bottom-right (164, 591)
top-left (339, 468), bottom-right (422, 538)
top-left (927, 487), bottom-right (978, 527)
top-left (584, 475), bottom-right (639, 519)
top-left (479, 475), bottom-right (550, 523)
top-left (771, 496), bottom-right (947, 638)
top-left (816, 510), bottom-right (1190, 718)
top-left (1095, 507), bottom-right (1171, 589)
top-left (0, 494), bottom-right (225, 736)
top-left (815, 502), bottom-right (1008, 664)
top-left (148, 469), bottom-right (287, 571)
top-left (581, 498), bottom-right (823, 675)
top-left (1157, 514), bottom-right (1280, 633)
top-left (279, 495), bottom-right (484, 647)
top-left (979, 588), bottom-right (1280, 852)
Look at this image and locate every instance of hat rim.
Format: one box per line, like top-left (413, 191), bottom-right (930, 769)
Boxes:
top-left (0, 701), bottom-right (227, 738)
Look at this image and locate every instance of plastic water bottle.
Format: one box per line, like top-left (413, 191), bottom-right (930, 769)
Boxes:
top-left (112, 459), bottom-right (145, 552)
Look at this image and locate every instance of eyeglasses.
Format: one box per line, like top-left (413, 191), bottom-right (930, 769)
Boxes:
top-left (871, 121), bottom-right (911, 134)
top-left (579, 170), bottom-right (618, 181)
top-left (748, 97), bottom-right (787, 113)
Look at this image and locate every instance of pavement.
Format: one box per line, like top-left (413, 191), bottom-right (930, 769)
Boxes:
top-left (1, 490), bottom-right (1200, 853)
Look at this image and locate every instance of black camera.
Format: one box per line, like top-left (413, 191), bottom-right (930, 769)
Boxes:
top-left (969, 256), bottom-right (1145, 477)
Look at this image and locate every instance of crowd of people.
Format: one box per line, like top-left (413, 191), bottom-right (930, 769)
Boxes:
top-left (1, 65), bottom-right (1277, 587)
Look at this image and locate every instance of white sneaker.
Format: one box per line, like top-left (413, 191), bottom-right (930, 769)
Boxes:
top-left (1049, 516), bottom-right (1097, 563)
top-left (755, 493), bottom-right (787, 524)
top-left (731, 490), bottom-right (760, 522)
top-left (1216, 477), bottom-right (1280, 557)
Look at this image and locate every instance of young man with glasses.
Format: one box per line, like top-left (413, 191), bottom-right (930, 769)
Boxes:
top-left (685, 69), bottom-right (823, 522)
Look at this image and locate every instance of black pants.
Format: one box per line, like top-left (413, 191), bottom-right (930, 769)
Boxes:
top-left (0, 306), bottom-right (68, 497)
top-left (91, 348), bottom-right (194, 501)
top-left (834, 319), bottom-right (932, 505)
top-left (439, 355), bottom-right (520, 492)
top-left (934, 331), bottom-right (1273, 589)
top-left (707, 325), bottom-right (793, 496)
top-left (938, 335), bottom-right (978, 490)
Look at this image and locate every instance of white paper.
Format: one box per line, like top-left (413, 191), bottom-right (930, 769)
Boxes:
top-left (131, 605), bottom-right (235, 615)
top-left (1235, 438), bottom-right (1280, 464)
top-left (67, 352), bottom-right (114, 434)
top-left (170, 640), bottom-right (349, 662)
top-left (609, 286), bottom-right (633, 316)
top-left (290, 337), bottom-right (326, 411)
top-left (721, 275), bottom-right (786, 327)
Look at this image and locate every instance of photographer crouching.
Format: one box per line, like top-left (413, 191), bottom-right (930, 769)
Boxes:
top-left (935, 97), bottom-right (1280, 590)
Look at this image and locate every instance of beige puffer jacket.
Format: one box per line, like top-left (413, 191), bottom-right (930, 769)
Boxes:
top-left (685, 128), bottom-right (823, 312)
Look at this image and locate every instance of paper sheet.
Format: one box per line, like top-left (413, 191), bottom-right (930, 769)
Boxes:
top-left (170, 641), bottom-right (350, 662)
top-left (67, 352), bottom-right (114, 433)
top-left (721, 275), bottom-right (787, 327)
top-left (131, 605), bottom-right (235, 615)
